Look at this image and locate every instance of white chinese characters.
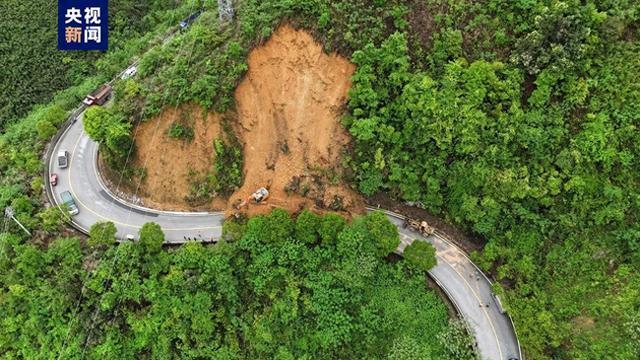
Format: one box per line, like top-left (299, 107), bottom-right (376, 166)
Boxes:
top-left (65, 8), bottom-right (82, 24)
top-left (63, 6), bottom-right (102, 45)
top-left (85, 27), bottom-right (101, 43)
top-left (84, 7), bottom-right (101, 24)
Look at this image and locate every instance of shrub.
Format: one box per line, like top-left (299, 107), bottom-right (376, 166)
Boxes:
top-left (212, 128), bottom-right (244, 195)
top-left (167, 123), bottom-right (194, 141)
top-left (403, 241), bottom-right (437, 271)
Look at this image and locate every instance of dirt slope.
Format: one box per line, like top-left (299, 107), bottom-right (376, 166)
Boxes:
top-left (128, 105), bottom-right (226, 211)
top-left (108, 25), bottom-right (363, 215)
top-left (228, 25), bottom-right (362, 216)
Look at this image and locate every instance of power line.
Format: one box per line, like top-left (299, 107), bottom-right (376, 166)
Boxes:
top-left (100, 0), bottom-right (207, 331)
top-left (56, 15), bottom-right (196, 359)
top-left (79, 4), bottom-right (204, 357)
top-left (4, 207), bottom-right (31, 236)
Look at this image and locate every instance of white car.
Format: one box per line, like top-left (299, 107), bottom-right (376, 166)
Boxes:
top-left (57, 150), bottom-right (69, 168)
top-left (121, 66), bottom-right (137, 79)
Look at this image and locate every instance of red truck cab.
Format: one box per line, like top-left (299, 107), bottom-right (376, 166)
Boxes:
top-left (83, 84), bottom-right (112, 106)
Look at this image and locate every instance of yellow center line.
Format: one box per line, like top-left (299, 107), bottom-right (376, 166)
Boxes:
top-left (441, 256), bottom-right (503, 360)
top-left (66, 124), bottom-right (220, 231)
top-left (62, 125), bottom-right (503, 358)
top-left (402, 233), bottom-right (503, 359)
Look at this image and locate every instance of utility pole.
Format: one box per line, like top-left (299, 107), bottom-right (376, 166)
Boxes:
top-left (4, 207), bottom-right (31, 237)
top-left (218, 0), bottom-right (234, 22)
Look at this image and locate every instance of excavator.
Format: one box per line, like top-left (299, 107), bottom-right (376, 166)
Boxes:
top-left (403, 218), bottom-right (435, 236)
top-left (236, 187), bottom-right (269, 209)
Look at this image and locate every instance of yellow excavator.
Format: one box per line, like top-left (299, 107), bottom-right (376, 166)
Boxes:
top-left (403, 218), bottom-right (435, 236)
top-left (236, 187), bottom-right (269, 209)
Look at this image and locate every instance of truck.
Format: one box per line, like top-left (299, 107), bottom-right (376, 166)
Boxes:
top-left (82, 84), bottom-right (112, 106)
top-left (60, 191), bottom-right (79, 216)
top-left (57, 150), bottom-right (69, 168)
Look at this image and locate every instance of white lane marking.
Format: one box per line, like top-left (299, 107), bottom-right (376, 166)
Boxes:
top-left (65, 126), bottom-right (221, 231)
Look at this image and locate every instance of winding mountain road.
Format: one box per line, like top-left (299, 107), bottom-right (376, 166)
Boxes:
top-left (41, 6), bottom-right (523, 358)
top-left (48, 112), bottom-right (223, 243)
top-left (46, 110), bottom-right (522, 359)
top-left (390, 213), bottom-right (522, 360)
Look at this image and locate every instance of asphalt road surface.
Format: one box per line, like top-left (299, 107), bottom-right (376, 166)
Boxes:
top-left (49, 113), bottom-right (223, 243)
top-left (47, 103), bottom-right (521, 360)
top-left (388, 212), bottom-right (522, 360)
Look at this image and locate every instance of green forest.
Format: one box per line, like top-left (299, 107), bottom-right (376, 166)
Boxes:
top-left (0, 210), bottom-right (472, 358)
top-left (0, 0), bottom-right (192, 128)
top-left (1, 0), bottom-right (639, 359)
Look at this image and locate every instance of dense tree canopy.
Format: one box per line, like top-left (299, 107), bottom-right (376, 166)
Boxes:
top-left (404, 241), bottom-right (438, 271)
top-left (0, 211), bottom-right (474, 359)
top-left (1, 1), bottom-right (639, 359)
top-left (344, 2), bottom-right (640, 358)
top-left (0, 0), bottom-right (185, 129)
top-left (83, 106), bottom-right (134, 169)
top-left (88, 222), bottom-right (117, 249)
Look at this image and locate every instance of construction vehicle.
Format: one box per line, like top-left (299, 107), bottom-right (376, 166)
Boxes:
top-left (236, 187), bottom-right (269, 209)
top-left (403, 218), bottom-right (434, 236)
top-left (82, 84), bottom-right (112, 106)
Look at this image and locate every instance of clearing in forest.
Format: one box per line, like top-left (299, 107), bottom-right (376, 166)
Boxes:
top-left (122, 105), bottom-right (227, 211)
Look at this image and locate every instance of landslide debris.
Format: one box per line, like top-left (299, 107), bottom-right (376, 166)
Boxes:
top-left (108, 25), bottom-right (363, 216)
top-left (228, 25), bottom-right (362, 216)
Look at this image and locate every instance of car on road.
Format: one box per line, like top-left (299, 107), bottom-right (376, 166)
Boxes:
top-left (57, 150), bottom-right (69, 168)
top-left (60, 191), bottom-right (79, 216)
top-left (50, 173), bottom-right (58, 186)
top-left (121, 65), bottom-right (137, 79)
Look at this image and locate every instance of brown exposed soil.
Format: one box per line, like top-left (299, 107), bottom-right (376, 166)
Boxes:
top-left (572, 315), bottom-right (595, 331)
top-left (108, 25), bottom-right (363, 216)
top-left (113, 104), bottom-right (227, 211)
top-left (228, 25), bottom-right (362, 217)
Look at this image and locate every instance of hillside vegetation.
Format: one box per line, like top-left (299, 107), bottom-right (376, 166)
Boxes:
top-left (0, 0), bottom-right (205, 241)
top-left (344, 2), bottom-right (640, 359)
top-left (106, 2), bottom-right (640, 355)
top-left (0, 0), bottom-right (193, 129)
top-left (0, 210), bottom-right (472, 358)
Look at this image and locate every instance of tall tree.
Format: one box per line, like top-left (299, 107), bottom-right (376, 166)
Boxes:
top-left (403, 241), bottom-right (437, 271)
